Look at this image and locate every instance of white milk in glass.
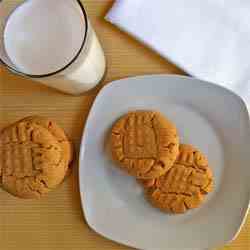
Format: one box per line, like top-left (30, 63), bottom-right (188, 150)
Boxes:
top-left (3, 0), bottom-right (106, 95)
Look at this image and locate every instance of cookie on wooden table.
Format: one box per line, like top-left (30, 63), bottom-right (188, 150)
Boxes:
top-left (141, 144), bottom-right (213, 214)
top-left (0, 120), bottom-right (69, 198)
top-left (110, 111), bottom-right (179, 179)
top-left (20, 116), bottom-right (74, 175)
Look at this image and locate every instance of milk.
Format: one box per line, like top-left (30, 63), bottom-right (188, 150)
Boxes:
top-left (3, 0), bottom-right (106, 95)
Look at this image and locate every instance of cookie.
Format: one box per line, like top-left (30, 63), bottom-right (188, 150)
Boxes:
top-left (110, 111), bottom-right (179, 179)
top-left (0, 121), bottom-right (68, 198)
top-left (142, 144), bottom-right (213, 213)
top-left (20, 116), bottom-right (73, 174)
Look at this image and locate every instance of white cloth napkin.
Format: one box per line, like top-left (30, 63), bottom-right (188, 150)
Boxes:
top-left (106, 0), bottom-right (250, 107)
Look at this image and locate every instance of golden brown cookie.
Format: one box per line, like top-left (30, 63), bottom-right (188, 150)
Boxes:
top-left (110, 111), bottom-right (179, 179)
top-left (20, 116), bottom-right (73, 174)
top-left (0, 121), bottom-right (68, 198)
top-left (142, 144), bottom-right (213, 213)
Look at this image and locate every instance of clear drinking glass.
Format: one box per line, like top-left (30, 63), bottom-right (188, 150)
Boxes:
top-left (0, 0), bottom-right (106, 95)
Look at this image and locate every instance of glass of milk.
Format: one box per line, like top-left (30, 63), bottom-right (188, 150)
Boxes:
top-left (0, 0), bottom-right (106, 95)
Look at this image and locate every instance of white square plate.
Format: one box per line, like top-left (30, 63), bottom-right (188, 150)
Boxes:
top-left (79, 75), bottom-right (250, 250)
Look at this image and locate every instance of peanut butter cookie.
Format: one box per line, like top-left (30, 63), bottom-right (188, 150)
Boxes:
top-left (142, 144), bottom-right (213, 213)
top-left (0, 121), bottom-right (68, 198)
top-left (20, 116), bottom-right (73, 175)
top-left (110, 111), bottom-right (179, 179)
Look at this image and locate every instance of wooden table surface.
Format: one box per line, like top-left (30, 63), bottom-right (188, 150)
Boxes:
top-left (0, 1), bottom-right (249, 250)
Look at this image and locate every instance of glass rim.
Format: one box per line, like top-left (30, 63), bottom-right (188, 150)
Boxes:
top-left (0, 0), bottom-right (88, 78)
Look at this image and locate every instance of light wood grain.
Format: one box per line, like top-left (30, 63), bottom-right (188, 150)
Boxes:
top-left (0, 1), bottom-right (249, 250)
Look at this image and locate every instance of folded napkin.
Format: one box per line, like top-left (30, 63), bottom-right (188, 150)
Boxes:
top-left (106, 0), bottom-right (250, 107)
